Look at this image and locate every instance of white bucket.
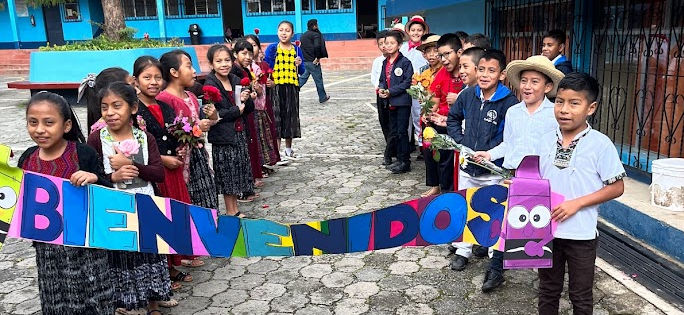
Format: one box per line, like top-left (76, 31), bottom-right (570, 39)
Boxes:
top-left (650, 158), bottom-right (684, 212)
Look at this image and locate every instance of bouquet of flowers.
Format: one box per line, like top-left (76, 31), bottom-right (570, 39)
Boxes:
top-left (168, 116), bottom-right (204, 149)
top-left (406, 82), bottom-right (436, 116)
top-left (422, 127), bottom-right (512, 179)
top-left (202, 85), bottom-right (222, 105)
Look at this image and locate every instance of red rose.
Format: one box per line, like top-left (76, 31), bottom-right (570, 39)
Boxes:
top-left (254, 28), bottom-right (260, 35)
top-left (202, 85), bottom-right (222, 103)
top-left (240, 77), bottom-right (251, 87)
top-left (266, 68), bottom-right (273, 74)
top-left (295, 40), bottom-right (301, 47)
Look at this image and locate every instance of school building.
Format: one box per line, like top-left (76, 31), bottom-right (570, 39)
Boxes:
top-left (0, 0), bottom-right (391, 48)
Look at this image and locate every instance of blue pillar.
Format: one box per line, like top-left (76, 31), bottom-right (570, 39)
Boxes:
top-left (294, 0), bottom-right (302, 38)
top-left (156, 0), bottom-right (166, 40)
top-left (7, 0), bottom-right (20, 48)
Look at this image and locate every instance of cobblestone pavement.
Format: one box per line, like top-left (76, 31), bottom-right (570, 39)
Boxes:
top-left (0, 73), bottom-right (666, 314)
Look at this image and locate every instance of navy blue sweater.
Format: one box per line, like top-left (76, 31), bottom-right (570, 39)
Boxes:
top-left (378, 53), bottom-right (414, 107)
top-left (447, 83), bottom-right (519, 176)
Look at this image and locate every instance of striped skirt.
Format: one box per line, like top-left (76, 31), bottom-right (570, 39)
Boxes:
top-left (212, 132), bottom-right (255, 196)
top-left (255, 110), bottom-right (279, 166)
top-left (188, 146), bottom-right (219, 209)
top-left (272, 84), bottom-right (301, 139)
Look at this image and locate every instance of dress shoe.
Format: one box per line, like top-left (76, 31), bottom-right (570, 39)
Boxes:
top-left (482, 269), bottom-right (505, 293)
top-left (385, 161), bottom-right (401, 170)
top-left (390, 162), bottom-right (411, 174)
top-left (382, 157), bottom-right (393, 166)
top-left (450, 255), bottom-right (468, 271)
top-left (473, 245), bottom-right (489, 258)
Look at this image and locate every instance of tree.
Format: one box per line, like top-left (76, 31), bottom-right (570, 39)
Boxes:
top-left (28, 0), bottom-right (126, 40)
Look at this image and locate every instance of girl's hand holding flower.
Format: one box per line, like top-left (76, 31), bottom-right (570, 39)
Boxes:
top-left (199, 119), bottom-right (212, 132)
top-left (161, 155), bottom-right (183, 170)
top-left (240, 89), bottom-right (250, 102)
top-left (295, 56), bottom-right (302, 67)
top-left (70, 171), bottom-right (98, 187)
top-left (110, 145), bottom-right (135, 170)
top-left (111, 165), bottom-right (139, 182)
top-left (202, 103), bottom-right (217, 119)
top-left (266, 77), bottom-right (275, 88)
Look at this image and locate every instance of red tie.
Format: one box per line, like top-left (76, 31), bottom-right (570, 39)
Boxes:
top-left (408, 41), bottom-right (421, 51)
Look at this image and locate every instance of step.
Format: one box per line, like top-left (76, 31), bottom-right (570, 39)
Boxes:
top-left (599, 177), bottom-right (684, 263)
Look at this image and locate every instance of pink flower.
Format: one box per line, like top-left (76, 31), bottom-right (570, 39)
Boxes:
top-left (118, 139), bottom-right (140, 157)
top-left (182, 122), bottom-right (192, 133)
top-left (422, 141), bottom-right (431, 149)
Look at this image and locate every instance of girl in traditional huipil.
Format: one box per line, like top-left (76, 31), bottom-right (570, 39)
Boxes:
top-left (230, 39), bottom-right (264, 201)
top-left (204, 44), bottom-right (255, 217)
top-left (133, 55), bottom-right (197, 294)
top-left (20, 92), bottom-right (115, 315)
top-left (156, 50), bottom-right (219, 211)
top-left (245, 34), bottom-right (281, 172)
top-left (86, 82), bottom-right (171, 314)
top-left (264, 21), bottom-right (306, 159)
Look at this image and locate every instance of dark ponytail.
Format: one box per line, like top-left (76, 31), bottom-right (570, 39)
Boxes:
top-left (28, 91), bottom-right (85, 143)
top-left (85, 67), bottom-right (130, 131)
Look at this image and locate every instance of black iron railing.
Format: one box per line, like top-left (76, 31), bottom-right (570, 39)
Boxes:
top-left (487, 0), bottom-right (684, 174)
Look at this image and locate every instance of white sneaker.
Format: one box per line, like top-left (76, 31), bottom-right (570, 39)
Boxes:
top-left (284, 148), bottom-right (299, 160)
top-left (276, 160), bottom-right (290, 166)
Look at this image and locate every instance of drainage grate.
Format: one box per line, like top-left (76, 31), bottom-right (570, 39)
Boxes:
top-left (597, 222), bottom-right (684, 311)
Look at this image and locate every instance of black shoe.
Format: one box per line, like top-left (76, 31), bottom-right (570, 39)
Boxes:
top-left (473, 245), bottom-right (489, 258)
top-left (482, 269), bottom-right (505, 293)
top-left (320, 96), bottom-right (330, 104)
top-left (382, 157), bottom-right (393, 166)
top-left (390, 162), bottom-right (411, 174)
top-left (385, 161), bottom-right (401, 170)
top-left (447, 244), bottom-right (457, 255)
top-left (416, 153), bottom-right (424, 161)
top-left (450, 255), bottom-right (468, 271)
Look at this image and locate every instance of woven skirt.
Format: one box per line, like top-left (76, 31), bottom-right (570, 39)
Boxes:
top-left (272, 84), bottom-right (301, 139)
top-left (188, 146), bottom-right (219, 209)
top-left (255, 110), bottom-right (279, 166)
top-left (108, 251), bottom-right (171, 310)
top-left (35, 243), bottom-right (115, 315)
top-left (212, 132), bottom-right (255, 196)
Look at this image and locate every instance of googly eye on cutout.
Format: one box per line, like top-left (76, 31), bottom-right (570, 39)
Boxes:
top-left (507, 205), bottom-right (529, 229)
top-left (529, 205), bottom-right (551, 229)
top-left (0, 186), bottom-right (17, 209)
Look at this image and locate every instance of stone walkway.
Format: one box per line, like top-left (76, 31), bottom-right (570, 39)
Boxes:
top-left (0, 72), bottom-right (666, 314)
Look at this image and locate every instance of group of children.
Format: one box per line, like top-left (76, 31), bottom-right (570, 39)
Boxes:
top-left (373, 18), bottom-right (626, 314)
top-left (21, 21), bottom-right (304, 315)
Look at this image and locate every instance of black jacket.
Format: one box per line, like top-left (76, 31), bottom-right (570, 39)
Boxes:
top-left (204, 72), bottom-right (254, 146)
top-left (553, 55), bottom-right (573, 74)
top-left (19, 142), bottom-right (113, 188)
top-left (446, 83), bottom-right (519, 177)
top-left (300, 29), bottom-right (329, 62)
top-left (135, 99), bottom-right (179, 156)
top-left (378, 53), bottom-right (414, 107)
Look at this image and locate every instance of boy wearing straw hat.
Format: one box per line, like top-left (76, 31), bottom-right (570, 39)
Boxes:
top-left (473, 54), bottom-right (564, 292)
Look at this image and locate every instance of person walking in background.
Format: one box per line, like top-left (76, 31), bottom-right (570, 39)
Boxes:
top-left (299, 19), bottom-right (330, 104)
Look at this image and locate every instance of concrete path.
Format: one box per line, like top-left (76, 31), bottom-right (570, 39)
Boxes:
top-left (0, 73), bottom-right (666, 314)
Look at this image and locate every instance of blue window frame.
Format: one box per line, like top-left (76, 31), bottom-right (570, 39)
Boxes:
top-left (123, 0), bottom-right (158, 20)
top-left (164, 0), bottom-right (221, 18)
top-left (313, 0), bottom-right (352, 13)
top-left (61, 1), bottom-right (82, 22)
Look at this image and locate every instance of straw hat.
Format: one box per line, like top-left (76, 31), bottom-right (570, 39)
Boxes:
top-left (391, 23), bottom-right (409, 40)
top-left (417, 35), bottom-right (440, 52)
top-left (406, 15), bottom-right (429, 33)
top-left (506, 55), bottom-right (565, 97)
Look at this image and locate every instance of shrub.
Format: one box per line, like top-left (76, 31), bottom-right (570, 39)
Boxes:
top-left (39, 28), bottom-right (184, 51)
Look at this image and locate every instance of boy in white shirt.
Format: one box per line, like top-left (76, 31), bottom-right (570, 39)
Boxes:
top-left (473, 55), bottom-right (565, 292)
top-left (537, 72), bottom-right (625, 313)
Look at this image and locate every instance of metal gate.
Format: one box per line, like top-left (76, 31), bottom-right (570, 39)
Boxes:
top-left (487, 0), bottom-right (684, 173)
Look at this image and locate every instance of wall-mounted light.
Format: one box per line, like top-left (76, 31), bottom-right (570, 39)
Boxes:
top-left (30, 15), bottom-right (35, 26)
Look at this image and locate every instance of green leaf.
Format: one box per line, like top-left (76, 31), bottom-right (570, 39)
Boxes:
top-left (433, 150), bottom-right (440, 162)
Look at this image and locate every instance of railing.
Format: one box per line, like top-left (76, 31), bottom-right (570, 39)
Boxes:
top-left (486, 0), bottom-right (684, 174)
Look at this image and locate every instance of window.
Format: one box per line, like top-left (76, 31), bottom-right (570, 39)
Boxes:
top-left (122, 0), bottom-right (157, 18)
top-left (184, 0), bottom-right (219, 16)
top-left (246, 0), bottom-right (296, 14)
top-left (62, 1), bottom-right (81, 22)
top-left (165, 0), bottom-right (180, 16)
top-left (302, 0), bottom-right (310, 11)
top-left (315, 0), bottom-right (351, 11)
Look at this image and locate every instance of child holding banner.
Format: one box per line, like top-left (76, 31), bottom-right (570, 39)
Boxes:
top-left (19, 91), bottom-right (115, 315)
top-left (87, 82), bottom-right (172, 314)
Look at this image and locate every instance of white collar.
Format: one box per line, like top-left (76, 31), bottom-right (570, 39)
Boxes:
top-left (556, 123), bottom-right (592, 141)
top-left (551, 54), bottom-right (563, 64)
top-left (522, 97), bottom-right (554, 114)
